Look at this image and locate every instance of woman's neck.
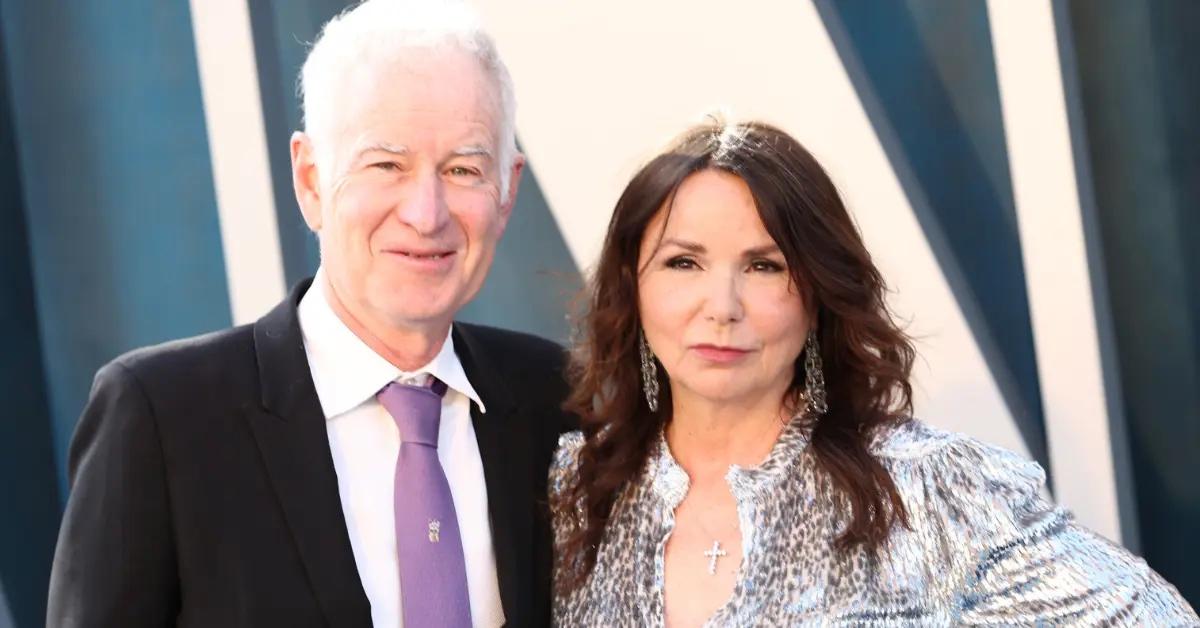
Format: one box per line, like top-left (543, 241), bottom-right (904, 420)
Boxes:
top-left (664, 389), bottom-right (792, 476)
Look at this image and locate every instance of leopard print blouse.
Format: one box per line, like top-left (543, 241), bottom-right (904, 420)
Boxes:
top-left (549, 419), bottom-right (1197, 626)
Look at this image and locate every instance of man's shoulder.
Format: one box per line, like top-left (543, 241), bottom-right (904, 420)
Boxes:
top-left (454, 322), bottom-right (573, 426)
top-left (106, 323), bottom-right (258, 390)
top-left (454, 321), bottom-right (567, 369)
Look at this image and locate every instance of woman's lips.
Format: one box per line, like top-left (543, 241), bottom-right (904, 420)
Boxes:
top-left (690, 344), bottom-right (752, 364)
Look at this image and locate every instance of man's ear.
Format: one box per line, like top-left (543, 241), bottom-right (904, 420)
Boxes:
top-left (497, 152), bottom-right (526, 229)
top-left (291, 131), bottom-right (323, 231)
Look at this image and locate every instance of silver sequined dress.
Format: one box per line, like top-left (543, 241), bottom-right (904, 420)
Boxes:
top-left (549, 419), bottom-right (1198, 626)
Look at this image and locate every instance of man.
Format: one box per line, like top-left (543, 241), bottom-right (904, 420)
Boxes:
top-left (47, 1), bottom-right (573, 626)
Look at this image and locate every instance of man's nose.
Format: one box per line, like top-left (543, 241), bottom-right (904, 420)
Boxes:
top-left (396, 170), bottom-right (450, 236)
top-left (702, 270), bottom-right (745, 325)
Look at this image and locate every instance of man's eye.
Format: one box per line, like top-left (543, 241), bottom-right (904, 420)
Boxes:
top-left (448, 166), bottom-right (481, 177)
top-left (371, 162), bottom-right (400, 171)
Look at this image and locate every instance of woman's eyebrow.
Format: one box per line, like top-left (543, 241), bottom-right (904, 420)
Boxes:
top-left (659, 238), bottom-right (705, 253)
top-left (743, 244), bottom-right (782, 257)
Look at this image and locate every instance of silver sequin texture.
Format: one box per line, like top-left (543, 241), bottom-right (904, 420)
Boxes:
top-left (550, 419), bottom-right (1198, 626)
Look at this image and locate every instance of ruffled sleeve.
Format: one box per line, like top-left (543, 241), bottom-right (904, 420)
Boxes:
top-left (877, 421), bottom-right (1198, 625)
top-left (549, 431), bottom-right (585, 506)
top-left (548, 431), bottom-right (586, 563)
top-left (547, 431), bottom-right (589, 623)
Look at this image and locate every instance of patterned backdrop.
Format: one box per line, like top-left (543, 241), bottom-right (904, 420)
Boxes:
top-left (0, 1), bottom-right (1196, 625)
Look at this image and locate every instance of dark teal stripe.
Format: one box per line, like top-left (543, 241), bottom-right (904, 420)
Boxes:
top-left (248, 0), bottom-right (353, 286)
top-left (815, 0), bottom-right (1048, 471)
top-left (0, 0), bottom-right (232, 492)
top-left (0, 5), bottom-right (61, 624)
top-left (1051, 0), bottom-right (1141, 553)
top-left (458, 154), bottom-right (583, 344)
top-left (1061, 0), bottom-right (1200, 605)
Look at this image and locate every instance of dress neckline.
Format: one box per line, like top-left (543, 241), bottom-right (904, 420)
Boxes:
top-left (648, 413), bottom-right (811, 509)
top-left (645, 414), bottom-right (812, 627)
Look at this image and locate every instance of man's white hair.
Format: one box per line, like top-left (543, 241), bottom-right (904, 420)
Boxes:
top-left (299, 0), bottom-right (518, 196)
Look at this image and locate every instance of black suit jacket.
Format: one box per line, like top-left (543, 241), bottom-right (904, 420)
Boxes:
top-left (47, 280), bottom-right (575, 627)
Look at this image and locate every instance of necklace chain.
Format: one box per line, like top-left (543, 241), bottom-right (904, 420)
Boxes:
top-left (684, 497), bottom-right (738, 576)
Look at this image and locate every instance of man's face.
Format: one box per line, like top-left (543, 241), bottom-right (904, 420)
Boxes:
top-left (292, 48), bottom-right (522, 333)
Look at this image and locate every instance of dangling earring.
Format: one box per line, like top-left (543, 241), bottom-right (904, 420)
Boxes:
top-left (638, 330), bottom-right (660, 412)
top-left (804, 330), bottom-right (828, 416)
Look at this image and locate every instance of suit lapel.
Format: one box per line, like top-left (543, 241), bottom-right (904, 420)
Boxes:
top-left (454, 323), bottom-right (536, 627)
top-left (246, 281), bottom-right (372, 627)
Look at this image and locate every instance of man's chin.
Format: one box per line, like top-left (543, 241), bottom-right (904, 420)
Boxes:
top-left (375, 296), bottom-right (459, 330)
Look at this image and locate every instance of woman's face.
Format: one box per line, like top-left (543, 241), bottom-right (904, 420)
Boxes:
top-left (637, 169), bottom-right (810, 409)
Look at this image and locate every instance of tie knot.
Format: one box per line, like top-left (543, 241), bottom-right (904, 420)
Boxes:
top-left (377, 379), bottom-right (446, 446)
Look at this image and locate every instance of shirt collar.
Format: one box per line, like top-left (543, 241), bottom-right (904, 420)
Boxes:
top-left (297, 268), bottom-right (487, 419)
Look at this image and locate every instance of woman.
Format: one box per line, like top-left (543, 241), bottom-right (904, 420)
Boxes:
top-left (550, 120), bottom-right (1197, 626)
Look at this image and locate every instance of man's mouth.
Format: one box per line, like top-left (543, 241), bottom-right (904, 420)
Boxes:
top-left (397, 251), bottom-right (453, 259)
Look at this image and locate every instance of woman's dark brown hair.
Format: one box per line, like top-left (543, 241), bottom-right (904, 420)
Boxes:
top-left (555, 119), bottom-right (915, 592)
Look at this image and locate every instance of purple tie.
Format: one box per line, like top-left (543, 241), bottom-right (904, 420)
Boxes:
top-left (378, 380), bottom-right (472, 627)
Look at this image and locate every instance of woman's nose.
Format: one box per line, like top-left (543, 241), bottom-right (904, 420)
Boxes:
top-left (701, 271), bottom-right (744, 324)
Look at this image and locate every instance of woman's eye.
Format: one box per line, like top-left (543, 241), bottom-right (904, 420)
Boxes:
top-left (665, 256), bottom-right (698, 270)
top-left (749, 259), bottom-right (785, 273)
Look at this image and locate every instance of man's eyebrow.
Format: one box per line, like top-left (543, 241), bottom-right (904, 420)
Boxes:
top-left (450, 144), bottom-right (493, 160)
top-left (353, 142), bottom-right (409, 162)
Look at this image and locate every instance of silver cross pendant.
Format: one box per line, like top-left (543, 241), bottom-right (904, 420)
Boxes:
top-left (703, 540), bottom-right (727, 575)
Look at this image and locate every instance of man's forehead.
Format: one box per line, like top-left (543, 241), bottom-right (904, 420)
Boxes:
top-left (345, 48), bottom-right (501, 109)
top-left (332, 67), bottom-right (500, 134)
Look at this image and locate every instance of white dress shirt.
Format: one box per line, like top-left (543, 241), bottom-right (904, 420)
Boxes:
top-left (297, 270), bottom-right (504, 628)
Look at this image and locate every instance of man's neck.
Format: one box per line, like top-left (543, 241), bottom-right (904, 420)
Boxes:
top-left (320, 275), bottom-right (450, 372)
